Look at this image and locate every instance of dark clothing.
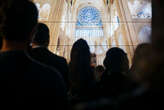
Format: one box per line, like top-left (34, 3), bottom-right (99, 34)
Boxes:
top-left (0, 50), bottom-right (67, 108)
top-left (28, 47), bottom-right (70, 91)
top-left (69, 80), bottom-right (99, 108)
top-left (117, 87), bottom-right (164, 110)
top-left (69, 69), bottom-right (99, 106)
top-left (100, 70), bottom-right (135, 99)
top-left (0, 37), bottom-right (2, 49)
top-left (73, 86), bottom-right (164, 110)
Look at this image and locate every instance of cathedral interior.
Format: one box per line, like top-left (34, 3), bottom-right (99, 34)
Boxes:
top-left (33, 0), bottom-right (151, 65)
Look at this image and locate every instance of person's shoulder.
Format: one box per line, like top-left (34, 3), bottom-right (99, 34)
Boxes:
top-left (58, 56), bottom-right (67, 62)
top-left (50, 52), bottom-right (67, 63)
top-left (34, 60), bottom-right (62, 77)
top-left (45, 48), bottom-right (64, 60)
top-left (32, 47), bottom-right (67, 64)
top-left (26, 51), bottom-right (64, 80)
top-left (28, 56), bottom-right (67, 90)
top-left (0, 51), bottom-right (27, 63)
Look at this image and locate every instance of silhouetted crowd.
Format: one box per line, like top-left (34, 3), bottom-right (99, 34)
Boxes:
top-left (0, 0), bottom-right (164, 109)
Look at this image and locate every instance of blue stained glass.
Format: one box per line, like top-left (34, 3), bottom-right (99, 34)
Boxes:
top-left (75, 6), bottom-right (104, 39)
top-left (77, 6), bottom-right (102, 26)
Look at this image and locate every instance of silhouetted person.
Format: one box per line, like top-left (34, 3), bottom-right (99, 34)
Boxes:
top-left (117, 44), bottom-right (164, 110)
top-left (117, 1), bottom-right (164, 109)
top-left (95, 65), bottom-right (104, 82)
top-left (0, 36), bottom-right (2, 50)
top-left (100, 47), bottom-right (133, 98)
top-left (151, 0), bottom-right (164, 89)
top-left (0, 0), bottom-right (67, 108)
top-left (69, 39), bottom-right (98, 104)
top-left (29, 23), bottom-right (70, 91)
top-left (91, 53), bottom-right (97, 68)
top-left (130, 43), bottom-right (152, 85)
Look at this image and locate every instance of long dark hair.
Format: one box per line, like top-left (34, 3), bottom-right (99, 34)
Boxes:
top-left (69, 39), bottom-right (95, 91)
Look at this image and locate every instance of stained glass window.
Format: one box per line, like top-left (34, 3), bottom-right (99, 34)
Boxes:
top-left (75, 7), bottom-right (103, 38)
top-left (75, 6), bottom-right (106, 55)
top-left (76, 7), bottom-right (102, 27)
top-left (128, 0), bottom-right (152, 19)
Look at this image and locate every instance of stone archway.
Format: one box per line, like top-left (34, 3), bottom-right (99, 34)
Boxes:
top-left (33, 0), bottom-right (152, 65)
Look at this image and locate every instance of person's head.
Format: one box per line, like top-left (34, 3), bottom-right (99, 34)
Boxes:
top-left (130, 43), bottom-right (152, 84)
top-left (132, 43), bottom-right (152, 66)
top-left (95, 65), bottom-right (105, 81)
top-left (103, 47), bottom-right (129, 74)
top-left (90, 53), bottom-right (97, 67)
top-left (0, 0), bottom-right (38, 43)
top-left (69, 39), bottom-right (94, 89)
top-left (95, 65), bottom-right (105, 74)
top-left (32, 23), bottom-right (50, 48)
top-left (70, 39), bottom-right (91, 65)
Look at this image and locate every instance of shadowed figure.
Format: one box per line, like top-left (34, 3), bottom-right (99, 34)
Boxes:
top-left (0, 0), bottom-right (67, 108)
top-left (69, 39), bottom-right (98, 104)
top-left (0, 36), bottom-right (2, 50)
top-left (117, 1), bottom-right (164, 109)
top-left (116, 42), bottom-right (164, 110)
top-left (100, 47), bottom-right (133, 98)
top-left (94, 65), bottom-right (105, 82)
top-left (130, 43), bottom-right (152, 85)
top-left (29, 23), bottom-right (70, 92)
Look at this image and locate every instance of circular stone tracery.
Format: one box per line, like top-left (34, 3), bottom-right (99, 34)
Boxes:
top-left (78, 6), bottom-right (101, 26)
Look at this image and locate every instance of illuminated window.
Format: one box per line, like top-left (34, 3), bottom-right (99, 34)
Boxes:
top-left (75, 7), bottom-right (103, 39)
top-left (128, 0), bottom-right (152, 19)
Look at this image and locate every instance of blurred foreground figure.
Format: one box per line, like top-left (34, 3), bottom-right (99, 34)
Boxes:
top-left (117, 43), bottom-right (164, 110)
top-left (117, 1), bottom-right (164, 109)
top-left (130, 43), bottom-right (152, 84)
top-left (29, 23), bottom-right (70, 91)
top-left (0, 0), bottom-right (67, 108)
top-left (0, 36), bottom-right (2, 50)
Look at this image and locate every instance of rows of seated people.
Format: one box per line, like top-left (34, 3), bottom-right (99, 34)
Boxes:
top-left (0, 0), bottom-right (164, 109)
